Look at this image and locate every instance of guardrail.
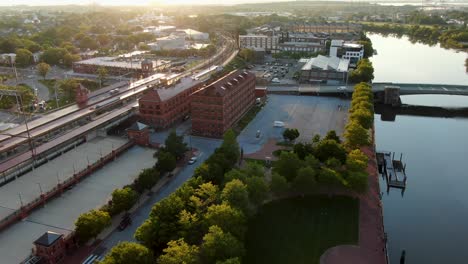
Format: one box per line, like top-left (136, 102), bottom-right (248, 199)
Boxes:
top-left (0, 140), bottom-right (135, 233)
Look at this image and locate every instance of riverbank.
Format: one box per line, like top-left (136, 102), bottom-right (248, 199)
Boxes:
top-left (320, 128), bottom-right (387, 264)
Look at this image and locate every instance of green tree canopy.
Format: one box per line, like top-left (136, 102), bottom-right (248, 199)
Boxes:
top-left (346, 149), bottom-right (368, 172)
top-left (292, 166), bottom-right (318, 194)
top-left (349, 59), bottom-right (374, 83)
top-left (323, 130), bottom-right (341, 144)
top-left (15, 48), bottom-right (33, 66)
top-left (36, 62), bottom-right (50, 79)
top-left (282, 128), bottom-right (300, 141)
top-left (245, 177), bottom-right (269, 206)
top-left (157, 239), bottom-right (200, 264)
top-left (346, 171), bottom-right (368, 193)
top-left (74, 210), bottom-right (111, 243)
top-left (100, 242), bottom-right (153, 264)
top-left (156, 151), bottom-right (177, 173)
top-left (314, 139), bottom-right (347, 164)
top-left (219, 129), bottom-right (240, 166)
top-left (164, 130), bottom-right (188, 160)
top-left (200, 225), bottom-right (245, 264)
top-left (270, 173), bottom-right (289, 196)
top-left (204, 203), bottom-right (246, 240)
top-left (273, 151), bottom-right (304, 182)
top-left (110, 187), bottom-right (138, 214)
top-left (344, 120), bottom-right (370, 150)
top-left (135, 168), bottom-right (160, 192)
top-left (350, 108), bottom-right (373, 130)
top-left (220, 179), bottom-right (249, 214)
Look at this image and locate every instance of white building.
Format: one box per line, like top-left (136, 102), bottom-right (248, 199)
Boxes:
top-left (239, 35), bottom-right (279, 53)
top-left (148, 35), bottom-right (186, 51)
top-left (300, 55), bottom-right (350, 84)
top-left (143, 26), bottom-right (176, 37)
top-left (330, 40), bottom-right (364, 64)
top-left (178, 29), bottom-right (210, 41)
top-left (0, 53), bottom-right (16, 65)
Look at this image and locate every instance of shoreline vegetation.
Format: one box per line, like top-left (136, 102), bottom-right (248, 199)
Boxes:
top-left (362, 23), bottom-right (468, 50)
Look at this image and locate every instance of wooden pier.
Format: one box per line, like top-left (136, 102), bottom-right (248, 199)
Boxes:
top-left (377, 151), bottom-right (407, 189)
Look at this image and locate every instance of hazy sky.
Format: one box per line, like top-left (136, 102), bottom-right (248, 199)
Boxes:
top-left (0, 0), bottom-right (292, 6)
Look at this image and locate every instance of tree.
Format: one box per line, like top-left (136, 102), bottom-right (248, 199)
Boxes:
top-left (220, 179), bottom-right (249, 214)
top-left (219, 129), bottom-right (240, 166)
top-left (135, 168), bottom-right (160, 192)
top-left (350, 108), bottom-right (373, 130)
top-left (304, 155), bottom-right (321, 169)
top-left (357, 40), bottom-right (373, 58)
top-left (164, 130), bottom-right (188, 160)
top-left (349, 59), bottom-right (374, 83)
top-left (314, 139), bottom-right (347, 164)
top-left (344, 121), bottom-right (370, 150)
top-left (293, 142), bottom-right (314, 160)
top-left (100, 242), bottom-right (153, 264)
top-left (216, 258), bottom-right (241, 264)
top-left (317, 167), bottom-right (342, 188)
top-left (58, 78), bottom-right (79, 98)
top-left (241, 162), bottom-right (264, 178)
top-left (110, 187), bottom-right (138, 214)
top-left (97, 67), bottom-right (108, 88)
top-left (245, 177), bottom-right (269, 206)
top-left (238, 48), bottom-right (255, 63)
top-left (15, 48), bottom-right (33, 66)
top-left (346, 149), bottom-right (368, 172)
top-left (63, 53), bottom-right (80, 68)
top-left (273, 151), bottom-right (304, 182)
top-left (200, 226), bottom-right (245, 264)
top-left (41, 47), bottom-right (68, 65)
top-left (346, 171), bottom-right (368, 193)
top-left (37, 62), bottom-right (51, 80)
top-left (157, 239), bottom-right (199, 264)
top-left (204, 203), bottom-right (246, 239)
top-left (223, 169), bottom-right (247, 186)
top-left (282, 128), bottom-right (300, 141)
top-left (79, 35), bottom-right (99, 50)
top-left (292, 166), bottom-right (317, 193)
top-left (270, 173), bottom-right (289, 196)
top-left (324, 130), bottom-right (341, 144)
top-left (157, 151), bottom-right (177, 173)
top-left (74, 210), bottom-right (111, 243)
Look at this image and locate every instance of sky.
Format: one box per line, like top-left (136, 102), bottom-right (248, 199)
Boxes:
top-left (0, 0), bottom-right (292, 6)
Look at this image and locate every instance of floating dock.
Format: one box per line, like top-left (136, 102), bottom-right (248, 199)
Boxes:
top-left (377, 151), bottom-right (407, 189)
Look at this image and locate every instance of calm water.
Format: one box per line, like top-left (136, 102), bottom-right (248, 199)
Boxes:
top-left (372, 34), bottom-right (468, 263)
top-left (368, 33), bottom-right (468, 85)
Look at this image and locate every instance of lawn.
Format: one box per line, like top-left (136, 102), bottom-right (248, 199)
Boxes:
top-left (244, 195), bottom-right (359, 264)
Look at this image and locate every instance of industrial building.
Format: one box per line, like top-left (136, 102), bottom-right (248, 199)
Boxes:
top-left (300, 55), bottom-right (349, 84)
top-left (238, 35), bottom-right (279, 53)
top-left (285, 22), bottom-right (362, 34)
top-left (191, 70), bottom-right (256, 138)
top-left (278, 32), bottom-right (328, 53)
top-left (329, 40), bottom-right (364, 64)
top-left (72, 56), bottom-right (171, 78)
top-left (148, 35), bottom-right (186, 51)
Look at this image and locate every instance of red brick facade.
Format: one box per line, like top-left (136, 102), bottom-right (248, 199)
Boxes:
top-left (191, 70), bottom-right (256, 138)
top-left (138, 77), bottom-right (204, 129)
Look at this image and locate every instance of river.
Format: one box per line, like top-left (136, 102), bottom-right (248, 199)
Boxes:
top-left (370, 33), bottom-right (468, 264)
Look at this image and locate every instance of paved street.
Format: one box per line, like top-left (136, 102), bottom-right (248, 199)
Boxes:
top-left (238, 94), bottom-right (350, 155)
top-left (100, 126), bottom-right (222, 253)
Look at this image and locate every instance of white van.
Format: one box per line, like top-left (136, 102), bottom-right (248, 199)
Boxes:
top-left (273, 121), bottom-right (285, 127)
top-left (271, 78), bottom-right (280, 83)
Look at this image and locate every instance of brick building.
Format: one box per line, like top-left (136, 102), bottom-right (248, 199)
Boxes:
top-left (191, 70), bottom-right (256, 138)
top-left (138, 76), bottom-right (204, 128)
top-left (32, 231), bottom-right (66, 264)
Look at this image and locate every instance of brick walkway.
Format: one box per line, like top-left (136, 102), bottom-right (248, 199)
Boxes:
top-left (244, 139), bottom-right (287, 161)
top-left (320, 131), bottom-right (387, 264)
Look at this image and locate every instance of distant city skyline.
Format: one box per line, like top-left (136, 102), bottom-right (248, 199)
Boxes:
top-left (0, 0), bottom-right (450, 7)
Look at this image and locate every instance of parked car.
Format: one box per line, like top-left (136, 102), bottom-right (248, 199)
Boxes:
top-left (272, 78), bottom-right (280, 83)
top-left (337, 86), bottom-right (347, 91)
top-left (273, 121), bottom-right (285, 127)
top-left (188, 156), bottom-right (198, 164)
top-left (118, 213), bottom-right (132, 231)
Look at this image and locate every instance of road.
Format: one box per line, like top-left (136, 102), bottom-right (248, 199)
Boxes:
top-left (99, 132), bottom-right (222, 253)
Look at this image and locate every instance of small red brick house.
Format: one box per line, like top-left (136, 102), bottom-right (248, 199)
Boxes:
top-left (127, 122), bottom-right (150, 146)
top-left (33, 231), bottom-right (66, 264)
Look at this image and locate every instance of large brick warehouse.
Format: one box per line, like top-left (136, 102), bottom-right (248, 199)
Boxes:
top-left (191, 70), bottom-right (256, 138)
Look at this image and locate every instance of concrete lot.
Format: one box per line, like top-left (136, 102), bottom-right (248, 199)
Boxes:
top-left (238, 94), bottom-right (350, 155)
top-left (0, 145), bottom-right (155, 264)
top-left (0, 136), bottom-right (127, 221)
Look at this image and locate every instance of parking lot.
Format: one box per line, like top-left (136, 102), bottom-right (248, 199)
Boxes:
top-left (237, 94), bottom-right (350, 155)
top-left (251, 55), bottom-right (303, 85)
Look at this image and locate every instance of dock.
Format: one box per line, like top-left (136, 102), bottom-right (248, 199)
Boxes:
top-left (377, 151), bottom-right (407, 189)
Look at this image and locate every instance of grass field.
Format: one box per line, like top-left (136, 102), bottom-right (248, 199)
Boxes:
top-left (244, 195), bottom-right (359, 264)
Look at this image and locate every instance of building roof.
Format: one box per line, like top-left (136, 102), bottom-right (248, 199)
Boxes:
top-left (301, 55), bottom-right (349, 72)
top-left (127, 122), bottom-right (148, 131)
top-left (331, 39), bottom-right (363, 49)
top-left (74, 56), bottom-right (170, 70)
top-left (34, 231), bottom-right (63, 247)
top-left (194, 70), bottom-right (253, 97)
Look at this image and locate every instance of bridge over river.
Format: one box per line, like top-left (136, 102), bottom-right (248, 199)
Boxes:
top-left (264, 82), bottom-right (468, 96)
